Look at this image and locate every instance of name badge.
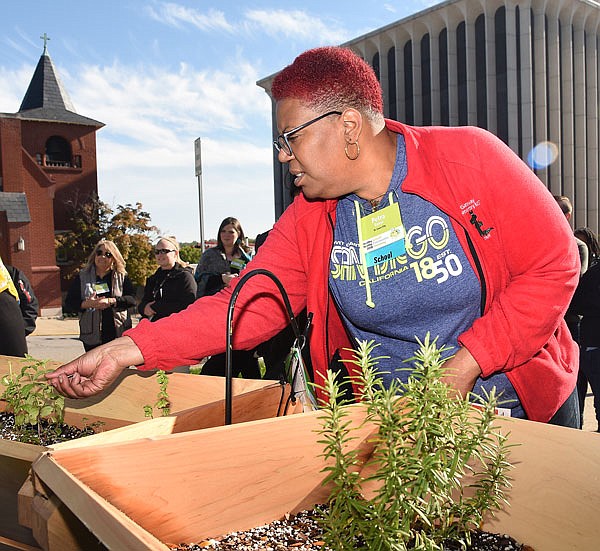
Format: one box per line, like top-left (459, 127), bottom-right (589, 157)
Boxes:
top-left (93, 282), bottom-right (110, 295)
top-left (230, 258), bottom-right (246, 271)
top-left (360, 202), bottom-right (405, 268)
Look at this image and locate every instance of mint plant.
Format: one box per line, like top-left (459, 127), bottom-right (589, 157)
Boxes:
top-left (317, 335), bottom-right (514, 551)
top-left (1, 356), bottom-right (66, 442)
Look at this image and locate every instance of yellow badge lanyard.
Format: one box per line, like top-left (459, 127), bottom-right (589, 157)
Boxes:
top-left (354, 192), bottom-right (404, 309)
top-left (0, 260), bottom-right (19, 301)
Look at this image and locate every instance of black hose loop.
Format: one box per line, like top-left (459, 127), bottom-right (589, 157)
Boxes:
top-left (225, 269), bottom-right (301, 424)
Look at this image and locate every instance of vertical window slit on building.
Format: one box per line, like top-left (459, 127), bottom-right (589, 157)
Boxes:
top-left (516, 6), bottom-right (523, 157)
top-left (404, 41), bottom-right (414, 125)
top-left (475, 14), bottom-right (487, 129)
top-left (388, 46), bottom-right (397, 121)
top-left (531, 8), bottom-right (537, 146)
top-left (439, 28), bottom-right (449, 126)
top-left (420, 35), bottom-right (431, 125)
top-left (495, 6), bottom-right (508, 144)
top-left (457, 22), bottom-right (467, 126)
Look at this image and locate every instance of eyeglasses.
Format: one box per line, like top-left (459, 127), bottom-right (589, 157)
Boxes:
top-left (154, 249), bottom-right (176, 255)
top-left (95, 250), bottom-right (113, 258)
top-left (273, 111), bottom-right (342, 157)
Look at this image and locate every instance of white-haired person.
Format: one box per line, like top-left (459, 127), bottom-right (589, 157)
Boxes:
top-left (65, 239), bottom-right (136, 351)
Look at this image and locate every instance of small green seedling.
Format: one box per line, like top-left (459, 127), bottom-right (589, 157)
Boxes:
top-left (1, 356), bottom-right (66, 441)
top-left (143, 369), bottom-right (171, 418)
top-left (257, 356), bottom-right (267, 379)
top-left (81, 416), bottom-right (106, 433)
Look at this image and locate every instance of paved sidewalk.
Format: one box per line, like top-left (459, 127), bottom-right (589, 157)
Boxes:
top-left (32, 315), bottom-right (140, 336)
top-left (31, 316), bottom-right (79, 336)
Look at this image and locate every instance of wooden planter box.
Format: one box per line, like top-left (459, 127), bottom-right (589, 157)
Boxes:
top-left (0, 355), bottom-right (290, 550)
top-left (29, 406), bottom-right (600, 551)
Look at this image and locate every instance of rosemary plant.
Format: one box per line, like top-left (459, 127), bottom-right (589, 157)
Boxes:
top-left (317, 335), bottom-right (514, 551)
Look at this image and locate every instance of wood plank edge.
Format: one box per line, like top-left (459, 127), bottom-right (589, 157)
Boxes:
top-left (32, 453), bottom-right (169, 551)
top-left (0, 534), bottom-right (41, 551)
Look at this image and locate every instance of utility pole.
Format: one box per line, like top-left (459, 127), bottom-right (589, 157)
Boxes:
top-left (194, 137), bottom-right (205, 253)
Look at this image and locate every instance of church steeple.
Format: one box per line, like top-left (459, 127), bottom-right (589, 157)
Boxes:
top-left (16, 34), bottom-right (103, 127)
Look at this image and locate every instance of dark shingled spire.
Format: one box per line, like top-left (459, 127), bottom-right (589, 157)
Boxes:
top-left (19, 52), bottom-right (76, 112)
top-left (17, 41), bottom-right (104, 128)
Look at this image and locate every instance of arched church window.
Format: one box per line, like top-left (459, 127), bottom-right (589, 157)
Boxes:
top-left (45, 136), bottom-right (71, 167)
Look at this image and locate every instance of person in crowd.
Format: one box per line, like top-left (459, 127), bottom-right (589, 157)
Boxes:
top-left (554, 196), bottom-right (588, 427)
top-left (194, 217), bottom-right (252, 298)
top-left (48, 46), bottom-right (580, 428)
top-left (252, 224), bottom-right (313, 383)
top-left (195, 218), bottom-right (258, 378)
top-left (554, 195), bottom-right (588, 273)
top-left (5, 263), bottom-right (39, 337)
top-left (0, 255), bottom-right (28, 356)
top-left (569, 228), bottom-right (600, 431)
top-left (574, 227), bottom-right (600, 266)
top-left (65, 239), bottom-right (136, 352)
top-left (139, 236), bottom-right (196, 322)
top-left (554, 195), bottom-right (588, 346)
top-left (554, 194), bottom-right (587, 336)
top-left (250, 181), bottom-right (315, 383)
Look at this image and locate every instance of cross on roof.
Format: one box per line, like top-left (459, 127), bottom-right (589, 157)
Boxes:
top-left (40, 33), bottom-right (50, 55)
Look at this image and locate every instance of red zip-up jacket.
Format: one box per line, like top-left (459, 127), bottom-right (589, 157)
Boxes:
top-left (127, 121), bottom-right (579, 423)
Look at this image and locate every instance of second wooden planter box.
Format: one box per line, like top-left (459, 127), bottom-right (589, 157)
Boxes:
top-left (30, 406), bottom-right (600, 551)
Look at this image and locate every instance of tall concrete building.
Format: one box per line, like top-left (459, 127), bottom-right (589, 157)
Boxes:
top-left (258, 0), bottom-right (600, 232)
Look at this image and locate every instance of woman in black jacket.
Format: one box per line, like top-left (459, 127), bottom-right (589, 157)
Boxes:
top-left (570, 228), bottom-right (600, 431)
top-left (139, 236), bottom-right (197, 322)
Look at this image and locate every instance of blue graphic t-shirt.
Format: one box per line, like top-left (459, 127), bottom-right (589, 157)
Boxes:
top-left (329, 135), bottom-right (523, 417)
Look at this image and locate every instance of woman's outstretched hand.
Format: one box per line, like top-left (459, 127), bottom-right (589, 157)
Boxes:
top-left (45, 336), bottom-right (144, 398)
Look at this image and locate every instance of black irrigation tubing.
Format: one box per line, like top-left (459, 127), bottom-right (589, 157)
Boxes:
top-left (225, 269), bottom-right (302, 425)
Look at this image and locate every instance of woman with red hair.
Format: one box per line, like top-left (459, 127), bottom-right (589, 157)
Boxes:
top-left (48, 47), bottom-right (580, 427)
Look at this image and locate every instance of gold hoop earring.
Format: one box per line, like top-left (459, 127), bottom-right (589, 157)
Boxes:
top-left (345, 141), bottom-right (360, 161)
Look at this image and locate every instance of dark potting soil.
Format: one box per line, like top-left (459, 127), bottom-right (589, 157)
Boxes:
top-left (168, 508), bottom-right (531, 551)
top-left (0, 411), bottom-right (97, 446)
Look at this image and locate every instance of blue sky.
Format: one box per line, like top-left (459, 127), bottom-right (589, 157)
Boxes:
top-left (1, 1), bottom-right (440, 243)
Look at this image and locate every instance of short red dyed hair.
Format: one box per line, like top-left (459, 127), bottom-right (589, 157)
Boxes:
top-left (271, 47), bottom-right (384, 120)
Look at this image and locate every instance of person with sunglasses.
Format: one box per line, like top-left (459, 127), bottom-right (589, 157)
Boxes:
top-left (49, 47), bottom-right (580, 429)
top-left (64, 239), bottom-right (136, 351)
top-left (138, 236), bottom-right (196, 322)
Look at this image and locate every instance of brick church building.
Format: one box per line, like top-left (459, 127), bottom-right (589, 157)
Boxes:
top-left (0, 39), bottom-right (103, 316)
